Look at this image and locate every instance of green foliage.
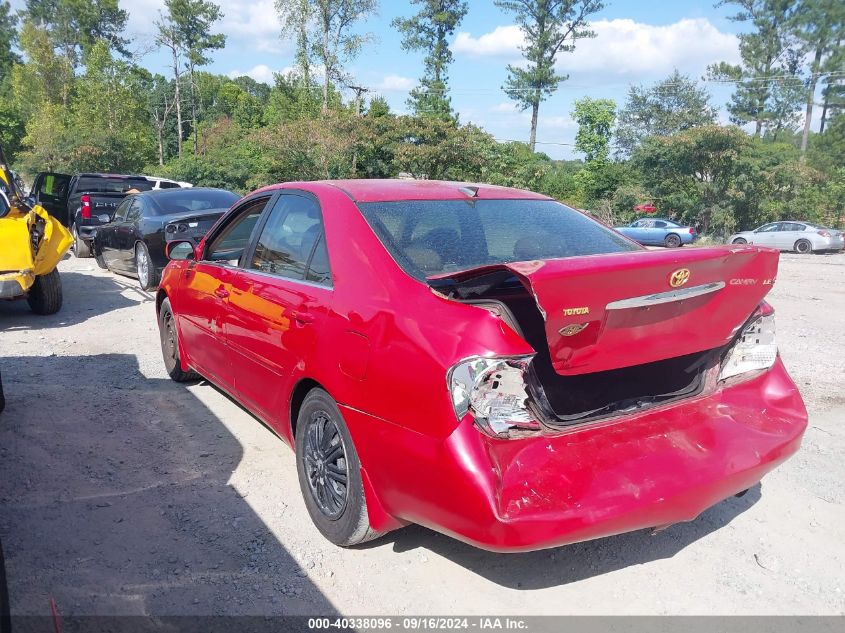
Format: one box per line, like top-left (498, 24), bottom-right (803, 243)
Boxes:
top-left (615, 70), bottom-right (717, 155)
top-left (572, 97), bottom-right (616, 163)
top-left (0, 1), bottom-right (21, 78)
top-left (392, 0), bottom-right (468, 120)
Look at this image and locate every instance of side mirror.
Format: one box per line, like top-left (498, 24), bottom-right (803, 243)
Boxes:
top-left (0, 191), bottom-right (10, 218)
top-left (166, 240), bottom-right (196, 261)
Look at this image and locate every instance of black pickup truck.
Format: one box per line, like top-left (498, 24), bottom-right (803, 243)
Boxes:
top-left (29, 172), bottom-right (154, 257)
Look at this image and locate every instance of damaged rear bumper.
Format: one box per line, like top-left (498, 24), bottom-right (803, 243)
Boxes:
top-left (343, 357), bottom-right (807, 552)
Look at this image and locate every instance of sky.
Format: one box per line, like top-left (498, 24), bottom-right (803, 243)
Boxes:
top-left (10, 0), bottom-right (752, 159)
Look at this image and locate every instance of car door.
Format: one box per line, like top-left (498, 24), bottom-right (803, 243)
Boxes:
top-left (114, 197), bottom-right (144, 271)
top-left (751, 222), bottom-right (782, 247)
top-left (226, 192), bottom-right (333, 429)
top-left (779, 222), bottom-right (806, 250)
top-left (175, 195), bottom-right (271, 391)
top-left (98, 199), bottom-right (130, 269)
top-left (31, 172), bottom-right (72, 225)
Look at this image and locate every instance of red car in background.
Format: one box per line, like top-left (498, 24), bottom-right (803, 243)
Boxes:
top-left (157, 180), bottom-right (807, 552)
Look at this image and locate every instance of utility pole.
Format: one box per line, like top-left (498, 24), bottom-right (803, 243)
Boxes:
top-left (348, 85), bottom-right (370, 117)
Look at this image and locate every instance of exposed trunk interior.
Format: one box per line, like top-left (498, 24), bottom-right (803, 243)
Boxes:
top-left (433, 270), bottom-right (717, 427)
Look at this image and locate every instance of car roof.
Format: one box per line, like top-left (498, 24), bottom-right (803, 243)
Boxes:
top-left (77, 173), bottom-right (148, 180)
top-left (136, 187), bottom-right (235, 198)
top-left (253, 179), bottom-right (553, 203)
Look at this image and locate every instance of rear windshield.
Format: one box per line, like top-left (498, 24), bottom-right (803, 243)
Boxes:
top-left (77, 176), bottom-right (154, 194)
top-left (149, 189), bottom-right (239, 216)
top-left (357, 199), bottom-right (639, 279)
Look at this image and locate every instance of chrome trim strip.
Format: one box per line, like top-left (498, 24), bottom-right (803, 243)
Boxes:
top-left (606, 281), bottom-right (725, 310)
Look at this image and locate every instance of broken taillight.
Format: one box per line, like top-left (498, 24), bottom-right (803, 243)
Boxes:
top-left (448, 356), bottom-right (542, 439)
top-left (718, 306), bottom-right (777, 382)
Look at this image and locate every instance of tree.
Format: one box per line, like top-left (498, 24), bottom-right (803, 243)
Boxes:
top-left (632, 125), bottom-right (750, 233)
top-left (25, 0), bottom-right (129, 71)
top-left (615, 70), bottom-right (717, 155)
top-left (790, 0), bottom-right (845, 154)
top-left (167, 0), bottom-right (226, 155)
top-left (707, 0), bottom-right (803, 138)
top-left (572, 97), bottom-right (615, 163)
top-left (275, 0), bottom-right (378, 111)
top-left (156, 10), bottom-right (186, 158)
top-left (494, 0), bottom-right (603, 150)
top-left (392, 0), bottom-right (468, 120)
top-left (0, 1), bottom-right (21, 79)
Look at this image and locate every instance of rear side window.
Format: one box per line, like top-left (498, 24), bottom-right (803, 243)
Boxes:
top-left (358, 199), bottom-right (638, 279)
top-left (248, 194), bottom-right (330, 284)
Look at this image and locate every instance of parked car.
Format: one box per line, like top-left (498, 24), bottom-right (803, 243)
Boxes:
top-left (29, 172), bottom-right (155, 258)
top-left (614, 217), bottom-right (696, 247)
top-left (157, 180), bottom-right (807, 552)
top-left (93, 187), bottom-right (239, 290)
top-left (1, 143), bottom-right (73, 316)
top-left (729, 221), bottom-right (844, 253)
top-left (145, 176), bottom-right (193, 190)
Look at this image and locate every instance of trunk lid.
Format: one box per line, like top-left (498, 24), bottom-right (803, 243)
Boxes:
top-left (432, 245), bottom-right (779, 375)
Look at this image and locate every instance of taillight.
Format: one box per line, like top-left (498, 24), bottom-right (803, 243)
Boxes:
top-left (688, 228), bottom-right (695, 234)
top-left (719, 304), bottom-right (777, 382)
top-left (448, 356), bottom-right (542, 439)
top-left (80, 194), bottom-right (92, 219)
top-left (817, 230), bottom-right (831, 237)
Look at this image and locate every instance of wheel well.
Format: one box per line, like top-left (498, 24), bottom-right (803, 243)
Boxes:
top-left (666, 232), bottom-right (681, 240)
top-left (155, 289), bottom-right (167, 316)
top-left (289, 378), bottom-right (323, 440)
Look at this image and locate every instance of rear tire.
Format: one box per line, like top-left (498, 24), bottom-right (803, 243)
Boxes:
top-left (732, 238), bottom-right (747, 245)
top-left (27, 269), bottom-right (62, 315)
top-left (794, 239), bottom-right (812, 254)
top-left (295, 389), bottom-right (382, 547)
top-left (71, 224), bottom-right (92, 258)
top-left (158, 298), bottom-right (199, 382)
top-left (94, 249), bottom-right (107, 270)
top-left (136, 242), bottom-right (160, 290)
top-left (664, 233), bottom-right (682, 248)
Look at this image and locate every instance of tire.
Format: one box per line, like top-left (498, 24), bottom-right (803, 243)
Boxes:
top-left (664, 233), bottom-right (682, 248)
top-left (71, 224), bottom-right (92, 258)
top-left (136, 242), bottom-right (160, 290)
top-left (794, 239), bottom-right (812, 254)
top-left (158, 298), bottom-right (199, 382)
top-left (732, 238), bottom-right (747, 245)
top-left (26, 269), bottom-right (62, 315)
top-left (295, 389), bottom-right (382, 547)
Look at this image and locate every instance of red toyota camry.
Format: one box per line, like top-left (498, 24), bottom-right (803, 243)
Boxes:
top-left (156, 180), bottom-right (807, 552)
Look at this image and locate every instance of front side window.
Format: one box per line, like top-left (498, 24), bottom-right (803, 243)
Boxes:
top-left (758, 223), bottom-right (780, 233)
top-left (249, 194), bottom-right (330, 284)
top-left (205, 196), bottom-right (269, 264)
top-left (358, 199), bottom-right (639, 279)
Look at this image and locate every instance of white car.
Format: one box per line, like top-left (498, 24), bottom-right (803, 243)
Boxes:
top-left (729, 221), bottom-right (844, 254)
top-left (145, 176), bottom-right (193, 190)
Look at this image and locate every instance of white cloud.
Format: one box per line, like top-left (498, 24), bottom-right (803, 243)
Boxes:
top-left (122, 0), bottom-right (287, 54)
top-left (373, 74), bottom-right (415, 92)
top-left (454, 18), bottom-right (740, 79)
top-left (489, 102), bottom-right (519, 113)
top-left (228, 64), bottom-right (276, 84)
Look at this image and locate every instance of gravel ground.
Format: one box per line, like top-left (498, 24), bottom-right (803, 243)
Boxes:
top-left (0, 251), bottom-right (843, 616)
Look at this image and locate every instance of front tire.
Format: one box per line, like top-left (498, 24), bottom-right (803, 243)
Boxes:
top-left (295, 389), bottom-right (381, 547)
top-left (794, 239), bottom-right (812, 254)
top-left (71, 224), bottom-right (92, 258)
top-left (664, 233), bottom-right (682, 248)
top-left (732, 238), bottom-right (747, 245)
top-left (136, 242), bottom-right (160, 290)
top-left (158, 298), bottom-right (199, 382)
top-left (27, 269), bottom-right (62, 315)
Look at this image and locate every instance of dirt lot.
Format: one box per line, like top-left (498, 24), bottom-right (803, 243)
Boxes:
top-left (1, 252), bottom-right (844, 616)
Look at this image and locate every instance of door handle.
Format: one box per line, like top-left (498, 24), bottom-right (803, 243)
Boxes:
top-left (292, 311), bottom-right (314, 324)
top-left (214, 286), bottom-right (229, 299)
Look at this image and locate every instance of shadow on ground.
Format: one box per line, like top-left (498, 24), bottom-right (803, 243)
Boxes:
top-left (0, 354), bottom-right (336, 617)
top-left (362, 484), bottom-right (761, 590)
top-left (0, 271), bottom-right (148, 331)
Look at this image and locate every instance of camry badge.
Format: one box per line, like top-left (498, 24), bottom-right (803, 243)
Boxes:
top-left (559, 323), bottom-right (589, 337)
top-left (669, 268), bottom-right (690, 288)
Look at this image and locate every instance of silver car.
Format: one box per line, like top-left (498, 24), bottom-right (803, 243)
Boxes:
top-left (729, 221), bottom-right (844, 254)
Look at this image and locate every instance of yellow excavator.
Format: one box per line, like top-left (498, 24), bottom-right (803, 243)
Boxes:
top-left (0, 143), bottom-right (72, 316)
